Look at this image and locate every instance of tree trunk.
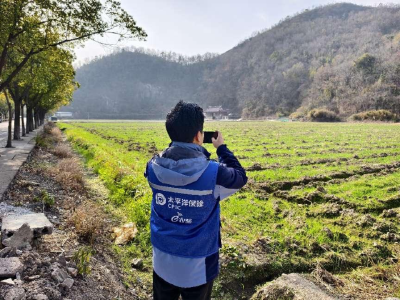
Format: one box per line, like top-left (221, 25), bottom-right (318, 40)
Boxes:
top-left (30, 108), bottom-right (34, 132)
top-left (13, 98), bottom-right (21, 140)
top-left (4, 92), bottom-right (12, 148)
top-left (39, 110), bottom-right (46, 126)
top-left (25, 107), bottom-right (30, 134)
top-left (27, 107), bottom-right (34, 132)
top-left (34, 110), bottom-right (39, 129)
top-left (21, 103), bottom-right (26, 136)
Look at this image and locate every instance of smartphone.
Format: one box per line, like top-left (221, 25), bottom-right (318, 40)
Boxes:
top-left (204, 131), bottom-right (218, 143)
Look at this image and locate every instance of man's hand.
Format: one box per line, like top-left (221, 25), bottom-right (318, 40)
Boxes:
top-left (212, 131), bottom-right (224, 149)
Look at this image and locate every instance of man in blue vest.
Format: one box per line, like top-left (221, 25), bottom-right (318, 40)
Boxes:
top-left (145, 101), bottom-right (247, 300)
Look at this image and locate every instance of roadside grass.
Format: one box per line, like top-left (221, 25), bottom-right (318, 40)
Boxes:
top-left (58, 121), bottom-right (400, 299)
top-left (335, 254), bottom-right (400, 299)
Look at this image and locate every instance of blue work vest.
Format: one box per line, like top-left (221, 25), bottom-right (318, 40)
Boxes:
top-left (147, 160), bottom-right (220, 258)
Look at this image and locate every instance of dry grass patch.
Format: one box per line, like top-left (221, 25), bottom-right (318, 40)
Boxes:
top-left (331, 247), bottom-right (400, 299)
top-left (43, 122), bottom-right (56, 134)
top-left (52, 144), bottom-right (73, 158)
top-left (47, 158), bottom-right (85, 192)
top-left (350, 110), bottom-right (399, 122)
top-left (49, 127), bottom-right (63, 143)
top-left (68, 201), bottom-right (106, 244)
top-left (36, 122), bottom-right (63, 149)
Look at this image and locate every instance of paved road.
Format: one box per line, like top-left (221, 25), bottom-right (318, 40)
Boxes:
top-left (0, 121), bottom-right (8, 146)
top-left (0, 119), bottom-right (28, 147)
top-left (0, 124), bottom-right (39, 199)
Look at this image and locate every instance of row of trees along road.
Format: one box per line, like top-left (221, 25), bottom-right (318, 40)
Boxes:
top-left (0, 0), bottom-right (147, 147)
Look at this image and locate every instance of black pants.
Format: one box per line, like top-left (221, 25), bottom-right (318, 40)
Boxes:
top-left (153, 271), bottom-right (213, 300)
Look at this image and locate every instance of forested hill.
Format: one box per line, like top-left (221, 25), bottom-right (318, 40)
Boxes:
top-left (70, 3), bottom-right (400, 119)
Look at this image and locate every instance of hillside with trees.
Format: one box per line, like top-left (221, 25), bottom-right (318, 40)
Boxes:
top-left (72, 49), bottom-right (217, 119)
top-left (70, 3), bottom-right (400, 119)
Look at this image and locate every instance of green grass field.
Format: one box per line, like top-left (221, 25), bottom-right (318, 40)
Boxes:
top-left (59, 121), bottom-right (400, 299)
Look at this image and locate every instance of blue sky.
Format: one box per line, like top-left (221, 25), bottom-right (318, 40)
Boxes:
top-left (74, 0), bottom-right (400, 63)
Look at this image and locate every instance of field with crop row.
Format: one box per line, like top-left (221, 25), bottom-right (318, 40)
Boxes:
top-left (59, 121), bottom-right (400, 299)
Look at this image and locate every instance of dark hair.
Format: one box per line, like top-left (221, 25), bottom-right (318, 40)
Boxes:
top-left (166, 101), bottom-right (204, 143)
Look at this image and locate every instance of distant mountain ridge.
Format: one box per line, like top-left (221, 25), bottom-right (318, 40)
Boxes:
top-left (69, 3), bottom-right (400, 119)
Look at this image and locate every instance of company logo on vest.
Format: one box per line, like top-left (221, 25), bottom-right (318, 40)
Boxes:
top-left (155, 193), bottom-right (166, 205)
